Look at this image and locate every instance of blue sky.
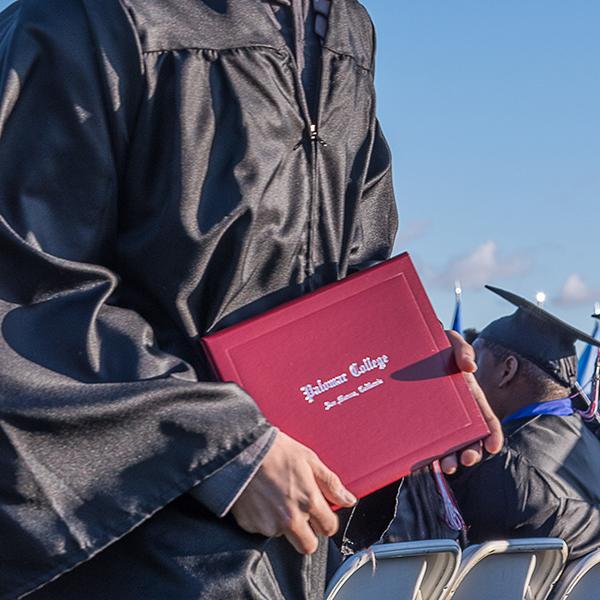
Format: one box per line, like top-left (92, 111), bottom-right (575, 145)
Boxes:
top-left (363, 0), bottom-right (600, 338)
top-left (1, 0), bottom-right (598, 338)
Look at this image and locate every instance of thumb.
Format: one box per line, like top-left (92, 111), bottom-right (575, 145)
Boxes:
top-left (464, 372), bottom-right (504, 455)
top-left (447, 329), bottom-right (477, 373)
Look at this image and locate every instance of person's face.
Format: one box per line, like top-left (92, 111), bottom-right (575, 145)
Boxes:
top-left (472, 338), bottom-right (503, 417)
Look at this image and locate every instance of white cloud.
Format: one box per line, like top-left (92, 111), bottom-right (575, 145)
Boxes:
top-left (396, 220), bottom-right (431, 244)
top-left (433, 241), bottom-right (531, 289)
top-left (554, 273), bottom-right (600, 307)
top-left (393, 219), bottom-right (431, 255)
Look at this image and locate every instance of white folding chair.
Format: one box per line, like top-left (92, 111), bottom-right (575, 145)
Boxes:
top-left (324, 539), bottom-right (461, 600)
top-left (441, 538), bottom-right (567, 600)
top-left (549, 548), bottom-right (600, 599)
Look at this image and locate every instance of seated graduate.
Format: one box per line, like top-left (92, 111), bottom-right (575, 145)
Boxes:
top-left (450, 286), bottom-right (600, 560)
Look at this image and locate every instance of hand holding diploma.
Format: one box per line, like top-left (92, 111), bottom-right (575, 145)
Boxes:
top-left (230, 332), bottom-right (501, 555)
top-left (231, 432), bottom-right (357, 554)
top-left (204, 255), bottom-right (491, 508)
top-left (440, 330), bottom-right (504, 474)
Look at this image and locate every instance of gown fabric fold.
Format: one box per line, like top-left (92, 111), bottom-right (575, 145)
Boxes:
top-left (0, 0), bottom-right (397, 597)
top-left (451, 414), bottom-right (600, 561)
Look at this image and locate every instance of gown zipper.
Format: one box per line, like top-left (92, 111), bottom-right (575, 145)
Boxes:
top-left (260, 0), bottom-right (327, 290)
top-left (306, 35), bottom-right (326, 291)
top-left (285, 2), bottom-right (326, 290)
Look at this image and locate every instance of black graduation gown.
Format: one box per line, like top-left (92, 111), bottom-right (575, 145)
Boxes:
top-left (0, 0), bottom-right (397, 597)
top-left (336, 470), bottom-right (460, 555)
top-left (450, 414), bottom-right (600, 560)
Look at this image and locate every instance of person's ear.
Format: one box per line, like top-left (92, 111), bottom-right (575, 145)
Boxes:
top-left (498, 355), bottom-right (519, 388)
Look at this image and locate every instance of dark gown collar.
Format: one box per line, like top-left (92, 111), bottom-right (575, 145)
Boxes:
top-left (256, 0), bottom-right (373, 71)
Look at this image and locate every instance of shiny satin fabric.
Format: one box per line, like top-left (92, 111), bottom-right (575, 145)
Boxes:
top-left (30, 495), bottom-right (334, 600)
top-left (450, 414), bottom-right (600, 561)
top-left (0, 0), bottom-right (397, 597)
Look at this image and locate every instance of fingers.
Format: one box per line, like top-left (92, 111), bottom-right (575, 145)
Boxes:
top-left (446, 330), bottom-right (477, 373)
top-left (287, 491), bottom-right (339, 552)
top-left (441, 441), bottom-right (484, 474)
top-left (445, 332), bottom-right (504, 456)
top-left (307, 492), bottom-right (339, 537)
top-left (284, 514), bottom-right (320, 555)
top-left (309, 454), bottom-right (357, 508)
top-left (233, 500), bottom-right (322, 555)
top-left (444, 374), bottom-right (503, 470)
top-left (231, 435), bottom-right (350, 556)
top-left (458, 442), bottom-right (483, 467)
top-left (288, 491), bottom-right (338, 553)
top-left (440, 453), bottom-right (459, 475)
top-left (444, 330), bottom-right (503, 468)
top-left (464, 372), bottom-right (504, 455)
top-left (482, 413), bottom-right (504, 455)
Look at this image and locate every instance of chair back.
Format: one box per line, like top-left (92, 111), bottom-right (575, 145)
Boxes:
top-left (325, 539), bottom-right (461, 600)
top-left (441, 538), bottom-right (567, 600)
top-left (549, 548), bottom-right (600, 600)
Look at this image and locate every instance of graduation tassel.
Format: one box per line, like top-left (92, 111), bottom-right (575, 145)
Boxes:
top-left (431, 460), bottom-right (466, 532)
top-left (572, 351), bottom-right (600, 423)
top-left (588, 350), bottom-right (600, 421)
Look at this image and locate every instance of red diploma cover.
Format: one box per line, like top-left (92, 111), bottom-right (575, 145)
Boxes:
top-left (201, 253), bottom-right (489, 500)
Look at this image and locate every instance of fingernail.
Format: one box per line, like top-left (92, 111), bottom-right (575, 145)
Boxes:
top-left (462, 451), bottom-right (481, 467)
top-left (342, 490), bottom-right (357, 505)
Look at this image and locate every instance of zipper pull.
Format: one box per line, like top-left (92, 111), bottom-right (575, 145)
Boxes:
top-left (293, 125), bottom-right (328, 150)
top-left (310, 124), bottom-right (328, 147)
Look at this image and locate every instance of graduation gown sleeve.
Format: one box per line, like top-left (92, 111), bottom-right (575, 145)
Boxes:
top-left (451, 415), bottom-right (600, 559)
top-left (347, 24), bottom-right (398, 272)
top-left (450, 449), bottom-right (564, 542)
top-left (347, 118), bottom-right (398, 271)
top-left (0, 1), bottom-right (269, 597)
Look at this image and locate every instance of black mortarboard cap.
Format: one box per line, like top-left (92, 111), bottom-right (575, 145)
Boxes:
top-left (479, 286), bottom-right (600, 387)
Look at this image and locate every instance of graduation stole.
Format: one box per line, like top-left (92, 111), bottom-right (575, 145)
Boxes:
top-left (502, 397), bottom-right (574, 425)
